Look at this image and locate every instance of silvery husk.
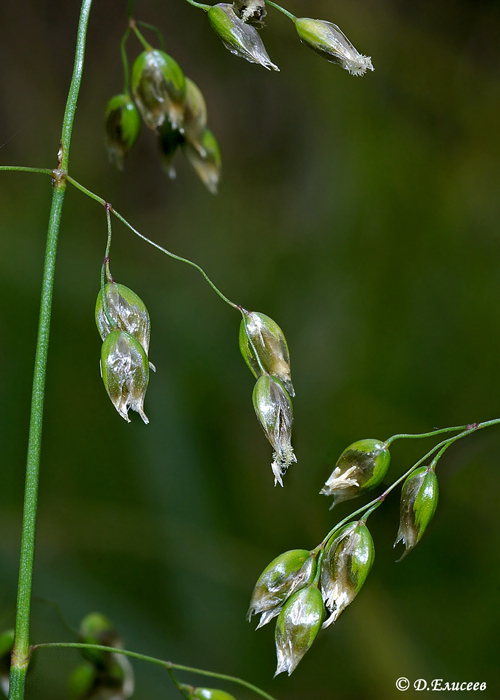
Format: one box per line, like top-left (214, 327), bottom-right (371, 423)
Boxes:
top-left (252, 374), bottom-right (296, 486)
top-left (248, 549), bottom-right (316, 628)
top-left (183, 77), bottom-right (208, 155)
top-left (158, 117), bottom-right (184, 179)
top-left (182, 127), bottom-right (222, 195)
top-left (275, 585), bottom-right (324, 676)
top-left (233, 0), bottom-right (267, 28)
top-left (0, 630), bottom-right (14, 697)
top-left (192, 688), bottom-right (238, 700)
top-left (96, 282), bottom-right (151, 354)
top-left (100, 330), bottom-right (149, 424)
top-left (295, 18), bottom-right (373, 76)
top-left (320, 521), bottom-right (375, 628)
top-left (394, 466), bottom-right (439, 560)
top-left (76, 613), bottom-right (135, 699)
top-left (78, 612), bottom-right (120, 667)
top-left (321, 438), bottom-right (390, 507)
top-left (131, 49), bottom-right (186, 131)
top-left (208, 4), bottom-right (279, 71)
top-left (239, 310), bottom-right (294, 397)
top-left (105, 94), bottom-right (141, 171)
top-left (68, 657), bottom-right (134, 700)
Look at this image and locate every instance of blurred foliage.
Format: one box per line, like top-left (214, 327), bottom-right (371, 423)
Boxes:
top-left (1, 0), bottom-right (500, 698)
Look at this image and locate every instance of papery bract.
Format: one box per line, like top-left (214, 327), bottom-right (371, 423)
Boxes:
top-left (248, 549), bottom-right (316, 628)
top-left (183, 77), bottom-right (208, 154)
top-left (295, 18), bottom-right (373, 76)
top-left (208, 4), bottom-right (279, 70)
top-left (321, 438), bottom-right (390, 507)
top-left (320, 521), bottom-right (374, 628)
top-left (252, 374), bottom-right (296, 486)
top-left (96, 282), bottom-right (151, 354)
top-left (100, 330), bottom-right (149, 424)
top-left (132, 49), bottom-right (186, 131)
top-left (275, 585), bottom-right (324, 676)
top-left (105, 94), bottom-right (141, 170)
top-left (395, 466), bottom-right (439, 560)
top-left (239, 310), bottom-right (294, 397)
top-left (182, 127), bottom-right (222, 194)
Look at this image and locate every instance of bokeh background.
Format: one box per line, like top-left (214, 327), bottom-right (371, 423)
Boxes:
top-left (1, 0), bottom-right (500, 698)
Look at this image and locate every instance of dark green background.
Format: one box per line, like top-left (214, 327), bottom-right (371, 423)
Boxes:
top-left (1, 1), bottom-right (500, 698)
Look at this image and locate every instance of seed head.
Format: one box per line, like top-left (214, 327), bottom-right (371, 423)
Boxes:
top-left (248, 549), bottom-right (316, 628)
top-left (275, 585), bottom-right (324, 676)
top-left (182, 127), bottom-right (222, 195)
top-left (78, 612), bottom-right (120, 667)
top-left (0, 630), bottom-right (14, 697)
top-left (131, 49), bottom-right (186, 131)
top-left (321, 438), bottom-right (390, 507)
top-left (192, 689), bottom-right (238, 700)
top-left (233, 0), bottom-right (267, 28)
top-left (183, 77), bottom-right (208, 154)
top-left (295, 18), bottom-right (373, 76)
top-left (394, 466), bottom-right (439, 560)
top-left (96, 282), bottom-right (151, 355)
top-left (208, 4), bottom-right (279, 71)
top-left (320, 521), bottom-right (375, 628)
top-left (240, 310), bottom-right (294, 397)
top-left (158, 117), bottom-right (184, 179)
top-left (100, 330), bottom-right (149, 424)
top-left (105, 94), bottom-right (141, 171)
top-left (252, 375), bottom-right (296, 486)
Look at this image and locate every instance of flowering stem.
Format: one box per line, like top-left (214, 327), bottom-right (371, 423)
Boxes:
top-left (7, 2), bottom-right (93, 699)
top-left (265, 1), bottom-right (296, 22)
top-left (65, 175), bottom-right (240, 310)
top-left (31, 643), bottom-right (278, 700)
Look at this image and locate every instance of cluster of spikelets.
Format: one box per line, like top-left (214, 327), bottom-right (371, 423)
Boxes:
top-left (105, 39), bottom-right (221, 193)
top-left (248, 438), bottom-right (439, 675)
top-left (204, 0), bottom-right (373, 76)
top-left (68, 613), bottom-right (134, 700)
top-left (0, 615), bottom-right (134, 700)
top-left (96, 280), bottom-right (154, 424)
top-left (70, 615), bottom-right (247, 700)
top-left (105, 0), bottom-right (374, 191)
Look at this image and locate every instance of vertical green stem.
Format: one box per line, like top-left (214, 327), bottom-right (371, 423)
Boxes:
top-left (8, 1), bottom-right (93, 698)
